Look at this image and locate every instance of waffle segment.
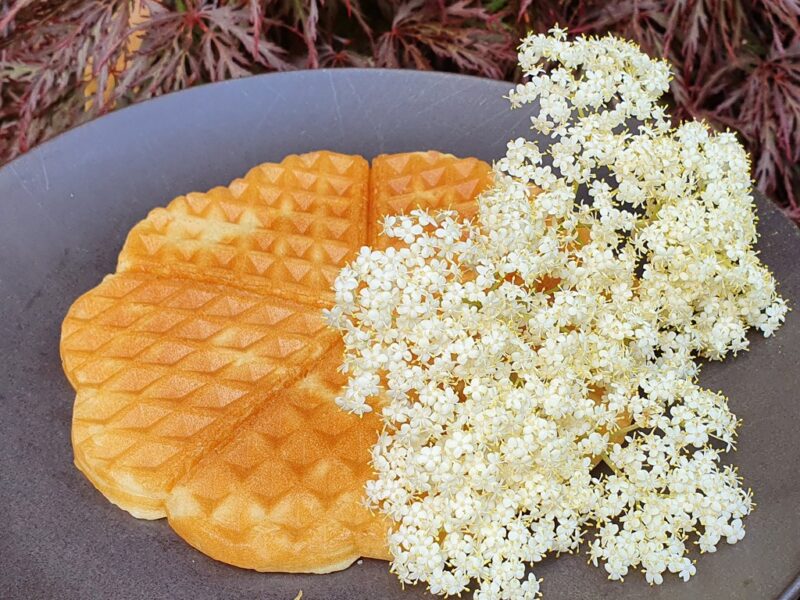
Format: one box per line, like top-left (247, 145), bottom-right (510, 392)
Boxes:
top-left (370, 151), bottom-right (493, 248)
top-left (63, 271), bottom-right (339, 519)
top-left (118, 152), bottom-right (369, 304)
top-left (166, 342), bottom-right (390, 572)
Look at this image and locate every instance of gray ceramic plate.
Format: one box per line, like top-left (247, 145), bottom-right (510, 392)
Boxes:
top-left (1, 70), bottom-right (799, 600)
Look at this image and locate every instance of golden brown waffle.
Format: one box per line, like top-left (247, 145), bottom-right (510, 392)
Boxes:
top-left (167, 341), bottom-right (390, 572)
top-left (60, 150), bottom-right (493, 570)
top-left (62, 271), bottom-right (339, 519)
top-left (118, 152), bottom-right (370, 304)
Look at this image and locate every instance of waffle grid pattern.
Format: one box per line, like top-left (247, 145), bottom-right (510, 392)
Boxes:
top-left (62, 271), bottom-right (338, 517)
top-left (118, 152), bottom-right (370, 302)
top-left (167, 343), bottom-right (388, 572)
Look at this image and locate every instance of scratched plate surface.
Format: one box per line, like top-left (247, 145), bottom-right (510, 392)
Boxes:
top-left (1, 70), bottom-right (799, 600)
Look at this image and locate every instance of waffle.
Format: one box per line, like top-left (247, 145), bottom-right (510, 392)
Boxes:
top-left (61, 150), bottom-right (493, 571)
top-left (370, 151), bottom-right (493, 248)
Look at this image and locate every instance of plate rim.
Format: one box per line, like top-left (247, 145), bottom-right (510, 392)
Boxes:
top-left (1, 68), bottom-right (515, 172)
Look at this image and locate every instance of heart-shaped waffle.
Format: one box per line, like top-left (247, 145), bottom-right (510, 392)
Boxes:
top-left (60, 150), bottom-right (494, 572)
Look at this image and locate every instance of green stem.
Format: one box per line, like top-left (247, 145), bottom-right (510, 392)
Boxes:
top-left (599, 453), bottom-right (623, 477)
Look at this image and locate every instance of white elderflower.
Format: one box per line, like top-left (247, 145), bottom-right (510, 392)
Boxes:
top-left (326, 27), bottom-right (786, 600)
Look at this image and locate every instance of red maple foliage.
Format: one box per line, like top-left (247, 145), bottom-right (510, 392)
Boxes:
top-left (1, 0), bottom-right (798, 221)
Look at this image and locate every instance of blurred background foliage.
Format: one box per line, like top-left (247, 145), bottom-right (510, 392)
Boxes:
top-left (1, 0), bottom-right (798, 221)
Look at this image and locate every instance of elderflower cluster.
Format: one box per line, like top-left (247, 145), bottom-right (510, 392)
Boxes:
top-left (326, 28), bottom-right (786, 599)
